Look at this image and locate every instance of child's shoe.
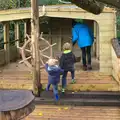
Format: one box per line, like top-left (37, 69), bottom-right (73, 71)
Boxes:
top-left (55, 94), bottom-right (59, 101)
top-left (46, 84), bottom-right (50, 91)
top-left (87, 64), bottom-right (92, 70)
top-left (46, 86), bottom-right (50, 91)
top-left (61, 88), bottom-right (65, 93)
top-left (83, 65), bottom-right (87, 71)
top-left (71, 79), bottom-right (76, 84)
top-left (46, 87), bottom-right (49, 91)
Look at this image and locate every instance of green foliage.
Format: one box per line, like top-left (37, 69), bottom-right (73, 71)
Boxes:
top-left (39, 0), bottom-right (60, 5)
top-left (0, 0), bottom-right (18, 9)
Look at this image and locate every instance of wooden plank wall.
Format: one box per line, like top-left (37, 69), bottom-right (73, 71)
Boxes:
top-left (40, 12), bottom-right (116, 75)
top-left (45, 18), bottom-right (96, 58)
top-left (0, 46), bottom-right (18, 66)
top-left (111, 46), bottom-right (120, 83)
top-left (98, 13), bottom-right (116, 74)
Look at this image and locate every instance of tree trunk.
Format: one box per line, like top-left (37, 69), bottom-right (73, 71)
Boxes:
top-left (69, 0), bottom-right (120, 14)
top-left (96, 0), bottom-right (120, 9)
top-left (31, 0), bottom-right (42, 97)
top-left (0, 102), bottom-right (34, 120)
top-left (69, 0), bottom-right (104, 14)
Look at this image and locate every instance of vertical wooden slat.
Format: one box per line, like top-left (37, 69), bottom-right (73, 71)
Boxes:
top-left (24, 21), bottom-right (27, 42)
top-left (4, 22), bottom-right (10, 64)
top-left (15, 22), bottom-right (20, 48)
top-left (58, 27), bottom-right (62, 51)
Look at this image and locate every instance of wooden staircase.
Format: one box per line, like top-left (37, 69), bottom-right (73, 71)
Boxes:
top-left (0, 70), bottom-right (119, 91)
top-left (0, 65), bottom-right (120, 120)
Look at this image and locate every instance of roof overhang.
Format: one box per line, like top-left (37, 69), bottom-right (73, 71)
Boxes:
top-left (0, 4), bottom-right (116, 22)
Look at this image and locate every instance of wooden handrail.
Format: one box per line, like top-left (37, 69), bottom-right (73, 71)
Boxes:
top-left (112, 38), bottom-right (120, 58)
top-left (0, 37), bottom-right (26, 45)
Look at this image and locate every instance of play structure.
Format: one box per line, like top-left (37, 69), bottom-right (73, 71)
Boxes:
top-left (0, 4), bottom-right (119, 90)
top-left (0, 0), bottom-right (120, 119)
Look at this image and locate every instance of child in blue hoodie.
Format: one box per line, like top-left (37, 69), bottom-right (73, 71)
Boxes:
top-left (45, 58), bottom-right (64, 101)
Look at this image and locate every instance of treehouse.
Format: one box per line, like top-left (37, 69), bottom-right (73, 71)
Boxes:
top-left (0, 4), bottom-right (119, 91)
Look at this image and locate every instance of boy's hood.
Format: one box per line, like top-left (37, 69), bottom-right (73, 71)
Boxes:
top-left (63, 50), bottom-right (71, 54)
top-left (48, 65), bottom-right (60, 72)
top-left (74, 23), bottom-right (86, 29)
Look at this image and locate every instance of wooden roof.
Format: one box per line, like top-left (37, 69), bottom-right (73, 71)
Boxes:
top-left (0, 4), bottom-right (116, 22)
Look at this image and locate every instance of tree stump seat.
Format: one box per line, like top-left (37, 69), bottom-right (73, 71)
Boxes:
top-left (0, 90), bottom-right (35, 120)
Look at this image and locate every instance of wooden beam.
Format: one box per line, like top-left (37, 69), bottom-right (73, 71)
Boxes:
top-left (58, 27), bottom-right (62, 51)
top-left (24, 20), bottom-right (27, 42)
top-left (31, 0), bottom-right (41, 97)
top-left (3, 22), bottom-right (10, 64)
top-left (15, 22), bottom-right (20, 48)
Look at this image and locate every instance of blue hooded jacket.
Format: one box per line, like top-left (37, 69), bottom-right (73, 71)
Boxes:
top-left (45, 64), bottom-right (64, 85)
top-left (72, 23), bottom-right (94, 48)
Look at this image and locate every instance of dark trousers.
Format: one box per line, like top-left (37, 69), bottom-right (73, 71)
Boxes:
top-left (62, 70), bottom-right (75, 88)
top-left (81, 46), bottom-right (91, 66)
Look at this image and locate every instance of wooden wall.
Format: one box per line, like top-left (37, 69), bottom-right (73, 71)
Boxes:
top-left (45, 9), bottom-right (116, 75)
top-left (41, 18), bottom-right (97, 59)
top-left (111, 46), bottom-right (120, 83)
top-left (0, 46), bottom-right (18, 66)
top-left (97, 13), bottom-right (116, 74)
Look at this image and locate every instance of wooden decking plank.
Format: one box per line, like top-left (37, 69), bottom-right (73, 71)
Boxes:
top-left (23, 105), bottom-right (120, 120)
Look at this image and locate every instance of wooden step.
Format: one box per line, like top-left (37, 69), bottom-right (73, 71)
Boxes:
top-left (40, 91), bottom-right (120, 99)
top-left (0, 71), bottom-right (118, 91)
top-left (35, 91), bottom-right (120, 106)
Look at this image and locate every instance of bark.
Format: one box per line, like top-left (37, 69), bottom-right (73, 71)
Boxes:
top-left (69, 0), bottom-right (104, 14)
top-left (95, 0), bottom-right (120, 9)
top-left (69, 0), bottom-right (120, 14)
top-left (0, 102), bottom-right (34, 120)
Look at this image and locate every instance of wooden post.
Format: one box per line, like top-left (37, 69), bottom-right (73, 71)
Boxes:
top-left (58, 27), bottom-right (62, 51)
top-left (31, 0), bottom-right (41, 96)
top-left (15, 21), bottom-right (20, 59)
top-left (15, 22), bottom-right (20, 48)
top-left (94, 21), bottom-right (99, 60)
top-left (24, 21), bottom-right (27, 42)
top-left (26, 19), bottom-right (31, 36)
top-left (3, 22), bottom-right (10, 64)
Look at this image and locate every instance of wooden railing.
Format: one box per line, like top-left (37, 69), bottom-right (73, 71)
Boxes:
top-left (0, 39), bottom-right (25, 66)
top-left (111, 38), bottom-right (120, 83)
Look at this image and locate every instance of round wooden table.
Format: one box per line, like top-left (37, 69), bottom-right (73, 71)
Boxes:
top-left (0, 90), bottom-right (35, 120)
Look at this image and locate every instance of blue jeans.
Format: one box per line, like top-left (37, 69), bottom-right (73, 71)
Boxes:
top-left (62, 70), bottom-right (75, 88)
top-left (46, 83), bottom-right (58, 95)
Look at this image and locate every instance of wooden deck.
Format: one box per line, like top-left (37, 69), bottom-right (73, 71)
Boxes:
top-left (0, 60), bottom-right (119, 91)
top-left (0, 61), bottom-right (120, 120)
top-left (24, 104), bottom-right (120, 120)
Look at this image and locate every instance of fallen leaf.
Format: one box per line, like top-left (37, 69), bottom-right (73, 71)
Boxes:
top-left (64, 107), bottom-right (68, 110)
top-left (58, 108), bottom-right (61, 111)
top-left (38, 112), bottom-right (43, 116)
